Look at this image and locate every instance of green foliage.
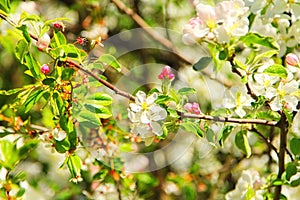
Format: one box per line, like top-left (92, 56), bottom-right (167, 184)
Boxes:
top-left (235, 130), bottom-right (251, 158)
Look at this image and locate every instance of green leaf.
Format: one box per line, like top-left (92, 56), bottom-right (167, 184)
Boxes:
top-left (55, 138), bottom-right (71, 153)
top-left (234, 58), bottom-right (247, 70)
top-left (0, 0), bottom-right (10, 12)
top-left (0, 140), bottom-right (19, 170)
top-left (240, 33), bottom-right (279, 50)
top-left (51, 31), bottom-right (67, 48)
top-left (24, 53), bottom-right (41, 79)
top-left (15, 39), bottom-right (29, 64)
top-left (235, 130), bottom-right (251, 158)
top-left (97, 54), bottom-right (121, 72)
top-left (67, 154), bottom-right (82, 179)
top-left (167, 108), bottom-right (179, 118)
top-left (263, 64), bottom-right (287, 78)
top-left (18, 140), bottom-right (39, 159)
top-left (84, 104), bottom-right (112, 119)
top-left (86, 93), bottom-right (112, 106)
top-left (61, 68), bottom-right (75, 81)
top-left (155, 95), bottom-right (174, 104)
top-left (0, 87), bottom-right (25, 96)
top-left (245, 188), bottom-right (255, 200)
top-left (193, 57), bottom-right (212, 71)
top-left (181, 121), bottom-right (203, 137)
top-left (24, 89), bottom-right (45, 113)
top-left (178, 87), bottom-right (196, 95)
top-left (218, 126), bottom-right (233, 146)
top-left (206, 128), bottom-right (215, 144)
top-left (87, 62), bottom-right (104, 71)
top-left (290, 138), bottom-right (300, 155)
top-left (251, 50), bottom-right (278, 65)
top-left (291, 177), bottom-right (300, 187)
top-left (286, 163), bottom-right (297, 181)
top-left (77, 110), bottom-right (102, 127)
top-left (42, 77), bottom-right (56, 85)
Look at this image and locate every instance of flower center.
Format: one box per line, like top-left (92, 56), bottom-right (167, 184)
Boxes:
top-left (141, 102), bottom-right (148, 110)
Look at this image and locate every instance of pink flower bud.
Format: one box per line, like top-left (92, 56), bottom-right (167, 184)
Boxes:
top-left (53, 22), bottom-right (66, 32)
top-left (77, 37), bottom-right (87, 45)
top-left (158, 65), bottom-right (175, 80)
top-left (184, 102), bottom-right (201, 114)
top-left (41, 64), bottom-right (50, 74)
top-left (36, 33), bottom-right (50, 51)
top-left (286, 53), bottom-right (299, 66)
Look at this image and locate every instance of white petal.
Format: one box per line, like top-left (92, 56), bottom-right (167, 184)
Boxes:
top-left (270, 97), bottom-right (282, 111)
top-left (136, 91), bottom-right (146, 104)
top-left (146, 93), bottom-right (158, 105)
top-left (129, 103), bottom-right (142, 112)
top-left (141, 111), bottom-right (150, 124)
top-left (235, 107), bottom-right (246, 118)
top-left (150, 121), bottom-right (163, 136)
top-left (128, 110), bottom-right (140, 123)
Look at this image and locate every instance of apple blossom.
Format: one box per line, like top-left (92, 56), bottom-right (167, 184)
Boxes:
top-left (36, 33), bottom-right (50, 51)
top-left (269, 80), bottom-right (300, 111)
top-left (222, 86), bottom-right (254, 117)
top-left (225, 170), bottom-right (265, 200)
top-left (128, 91), bottom-right (167, 140)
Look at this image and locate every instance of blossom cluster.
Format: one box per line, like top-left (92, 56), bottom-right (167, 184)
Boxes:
top-left (128, 91), bottom-right (167, 145)
top-left (183, 0), bottom-right (249, 44)
top-left (225, 170), bottom-right (265, 200)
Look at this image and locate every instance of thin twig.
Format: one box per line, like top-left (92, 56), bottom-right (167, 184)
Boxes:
top-left (249, 127), bottom-right (279, 156)
top-left (111, 0), bottom-right (232, 88)
top-left (181, 112), bottom-right (278, 126)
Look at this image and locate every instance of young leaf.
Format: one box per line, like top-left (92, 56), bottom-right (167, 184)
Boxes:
top-left (86, 93), bottom-right (113, 106)
top-left (15, 39), bottom-right (29, 64)
top-left (67, 154), bottom-right (82, 179)
top-left (24, 53), bottom-right (41, 79)
top-left (0, 87), bottom-right (26, 96)
top-left (235, 130), bottom-right (251, 158)
top-left (24, 89), bottom-right (45, 113)
top-left (193, 57), bottom-right (212, 71)
top-left (181, 121), bottom-right (203, 137)
top-left (97, 54), bottom-right (121, 72)
top-left (290, 138), bottom-right (300, 156)
top-left (0, 140), bottom-right (19, 170)
top-left (240, 33), bottom-right (279, 50)
top-left (178, 87), bottom-right (196, 95)
top-left (51, 31), bottom-right (67, 48)
top-left (77, 110), bottom-right (102, 127)
top-left (263, 64), bottom-right (287, 78)
top-left (218, 126), bottom-right (233, 146)
top-left (55, 138), bottom-right (71, 153)
top-left (285, 163), bottom-right (297, 181)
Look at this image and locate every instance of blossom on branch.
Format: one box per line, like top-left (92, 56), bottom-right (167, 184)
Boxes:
top-left (158, 65), bottom-right (175, 80)
top-left (128, 91), bottom-right (167, 145)
top-left (183, 0), bottom-right (249, 44)
top-left (184, 102), bottom-right (201, 114)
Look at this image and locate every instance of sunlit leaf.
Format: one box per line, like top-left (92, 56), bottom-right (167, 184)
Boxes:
top-left (97, 54), bottom-right (121, 72)
top-left (235, 130), bottom-right (251, 158)
top-left (264, 64), bottom-right (287, 78)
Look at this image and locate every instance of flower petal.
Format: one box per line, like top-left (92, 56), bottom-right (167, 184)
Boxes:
top-left (150, 121), bottom-right (163, 136)
top-left (141, 111), bottom-right (150, 124)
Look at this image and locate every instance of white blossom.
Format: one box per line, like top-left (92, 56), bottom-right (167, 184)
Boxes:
top-left (128, 91), bottom-right (167, 143)
top-left (225, 170), bottom-right (265, 200)
top-left (223, 86), bottom-right (254, 117)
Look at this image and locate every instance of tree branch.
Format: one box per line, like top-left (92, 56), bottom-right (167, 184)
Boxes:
top-left (181, 112), bottom-right (278, 126)
top-left (274, 113), bottom-right (288, 200)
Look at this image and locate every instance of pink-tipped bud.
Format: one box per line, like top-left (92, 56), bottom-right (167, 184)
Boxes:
top-left (36, 33), bottom-right (50, 51)
top-left (77, 37), bottom-right (87, 45)
top-left (53, 22), bottom-right (66, 32)
top-left (41, 64), bottom-right (50, 74)
top-left (158, 65), bottom-right (175, 80)
top-left (286, 53), bottom-right (299, 66)
top-left (184, 102), bottom-right (201, 114)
